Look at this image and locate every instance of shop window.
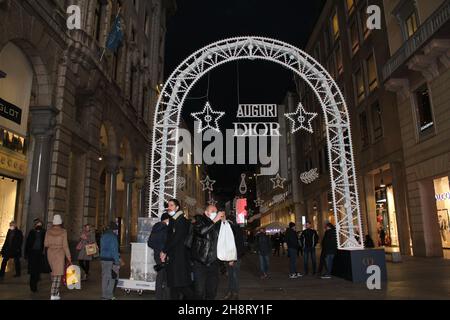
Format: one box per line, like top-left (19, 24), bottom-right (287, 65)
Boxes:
top-left (371, 102), bottom-right (383, 140)
top-left (433, 176), bottom-right (450, 250)
top-left (367, 53), bottom-right (378, 92)
top-left (359, 112), bottom-right (370, 147)
top-left (0, 128), bottom-right (25, 154)
top-left (0, 177), bottom-right (18, 250)
top-left (415, 84), bottom-right (434, 135)
top-left (375, 185), bottom-right (399, 247)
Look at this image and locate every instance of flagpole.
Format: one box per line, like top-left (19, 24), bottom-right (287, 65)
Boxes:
top-left (100, 6), bottom-right (122, 62)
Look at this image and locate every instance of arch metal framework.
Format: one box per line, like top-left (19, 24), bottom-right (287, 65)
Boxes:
top-left (147, 36), bottom-right (364, 249)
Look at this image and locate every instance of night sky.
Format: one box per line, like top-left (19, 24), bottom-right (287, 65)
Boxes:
top-left (164, 0), bottom-right (325, 202)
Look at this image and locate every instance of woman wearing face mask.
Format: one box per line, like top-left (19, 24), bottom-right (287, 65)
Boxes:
top-left (76, 224), bottom-right (96, 280)
top-left (24, 218), bottom-right (47, 292)
top-left (160, 199), bottom-right (194, 300)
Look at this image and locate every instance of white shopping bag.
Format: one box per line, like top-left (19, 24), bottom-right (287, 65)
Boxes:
top-left (66, 265), bottom-right (81, 290)
top-left (217, 221), bottom-right (237, 262)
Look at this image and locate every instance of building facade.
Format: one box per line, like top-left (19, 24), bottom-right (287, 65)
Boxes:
top-left (382, 0), bottom-right (450, 258)
top-left (0, 0), bottom-right (175, 250)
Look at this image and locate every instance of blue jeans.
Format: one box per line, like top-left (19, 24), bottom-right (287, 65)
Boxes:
top-left (303, 247), bottom-right (317, 274)
top-left (227, 260), bottom-right (241, 293)
top-left (288, 248), bottom-right (298, 274)
top-left (259, 255), bottom-right (269, 274)
top-left (324, 254), bottom-right (335, 276)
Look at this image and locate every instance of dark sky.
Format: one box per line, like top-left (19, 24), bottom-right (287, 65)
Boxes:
top-left (164, 0), bottom-right (325, 202)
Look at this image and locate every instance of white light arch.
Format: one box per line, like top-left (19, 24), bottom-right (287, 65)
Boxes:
top-left (148, 36), bottom-right (364, 249)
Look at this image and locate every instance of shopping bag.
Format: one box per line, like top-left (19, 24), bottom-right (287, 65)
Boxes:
top-left (85, 243), bottom-right (98, 256)
top-left (66, 264), bottom-right (81, 290)
top-left (217, 221), bottom-right (237, 262)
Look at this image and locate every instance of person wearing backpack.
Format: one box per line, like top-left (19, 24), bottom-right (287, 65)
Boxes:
top-left (147, 212), bottom-right (170, 300)
top-left (191, 205), bottom-right (223, 300)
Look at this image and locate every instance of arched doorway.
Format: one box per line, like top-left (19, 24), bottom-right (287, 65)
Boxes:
top-left (148, 37), bottom-right (363, 249)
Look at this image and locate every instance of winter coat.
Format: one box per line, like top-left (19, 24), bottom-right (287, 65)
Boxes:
top-left (164, 211), bottom-right (192, 288)
top-left (255, 232), bottom-right (271, 256)
top-left (1, 228), bottom-right (23, 258)
top-left (321, 227), bottom-right (338, 255)
top-left (286, 228), bottom-right (299, 249)
top-left (300, 228), bottom-right (319, 249)
top-left (191, 214), bottom-right (221, 266)
top-left (76, 230), bottom-right (96, 261)
top-left (100, 230), bottom-right (120, 264)
top-left (147, 221), bottom-right (168, 265)
top-left (25, 228), bottom-right (46, 274)
top-left (44, 226), bottom-right (71, 276)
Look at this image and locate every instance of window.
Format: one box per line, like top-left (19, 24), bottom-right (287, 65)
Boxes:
top-left (354, 68), bottom-right (365, 104)
top-left (359, 112), bottom-right (370, 147)
top-left (350, 20), bottom-right (360, 55)
top-left (367, 54), bottom-right (378, 92)
top-left (346, 0), bottom-right (355, 15)
top-left (371, 102), bottom-right (383, 140)
top-left (336, 44), bottom-right (343, 75)
top-left (405, 11), bottom-right (418, 38)
top-left (331, 11), bottom-right (340, 41)
top-left (415, 84), bottom-right (434, 133)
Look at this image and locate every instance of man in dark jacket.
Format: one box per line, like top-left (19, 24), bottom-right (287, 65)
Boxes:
top-left (299, 221), bottom-right (319, 275)
top-left (286, 222), bottom-right (302, 279)
top-left (255, 228), bottom-right (271, 279)
top-left (223, 212), bottom-right (245, 300)
top-left (24, 218), bottom-right (46, 292)
top-left (191, 205), bottom-right (223, 300)
top-left (321, 223), bottom-right (338, 279)
top-left (148, 212), bottom-right (170, 300)
top-left (100, 221), bottom-right (120, 300)
top-left (0, 221), bottom-right (23, 279)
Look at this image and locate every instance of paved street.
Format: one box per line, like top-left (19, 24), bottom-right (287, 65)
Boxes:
top-left (0, 253), bottom-right (449, 300)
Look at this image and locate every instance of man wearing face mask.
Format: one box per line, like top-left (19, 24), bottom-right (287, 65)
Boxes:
top-left (191, 205), bottom-right (224, 300)
top-left (0, 221), bottom-right (23, 279)
top-left (24, 218), bottom-right (47, 292)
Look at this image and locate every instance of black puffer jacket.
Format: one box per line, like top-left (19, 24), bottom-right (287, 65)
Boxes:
top-left (191, 214), bottom-right (221, 266)
top-left (322, 227), bottom-right (338, 255)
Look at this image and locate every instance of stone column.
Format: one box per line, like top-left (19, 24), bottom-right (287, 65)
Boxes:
top-left (105, 155), bottom-right (120, 224)
top-left (391, 161), bottom-right (412, 255)
top-left (363, 173), bottom-right (379, 245)
top-left (28, 106), bottom-right (58, 232)
top-left (122, 167), bottom-right (136, 247)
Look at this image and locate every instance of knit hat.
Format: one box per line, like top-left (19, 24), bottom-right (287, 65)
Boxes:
top-left (52, 215), bottom-right (63, 226)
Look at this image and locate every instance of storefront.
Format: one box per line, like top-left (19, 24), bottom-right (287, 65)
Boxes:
top-left (433, 176), bottom-right (450, 255)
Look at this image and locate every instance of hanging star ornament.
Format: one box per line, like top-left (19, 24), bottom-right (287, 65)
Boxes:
top-left (284, 102), bottom-right (318, 134)
top-left (271, 173), bottom-right (286, 190)
top-left (254, 198), bottom-right (265, 207)
top-left (200, 175), bottom-right (216, 191)
top-left (191, 101), bottom-right (225, 133)
top-left (208, 198), bottom-right (218, 206)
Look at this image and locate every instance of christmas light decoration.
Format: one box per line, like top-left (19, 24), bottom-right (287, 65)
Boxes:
top-left (191, 101), bottom-right (225, 133)
top-left (284, 102), bottom-right (318, 134)
top-left (271, 173), bottom-right (286, 190)
top-left (254, 198), bottom-right (265, 207)
top-left (148, 36), bottom-right (364, 250)
top-left (200, 175), bottom-right (216, 192)
top-left (300, 168), bottom-right (319, 184)
top-left (176, 176), bottom-right (186, 190)
top-left (239, 173), bottom-right (247, 194)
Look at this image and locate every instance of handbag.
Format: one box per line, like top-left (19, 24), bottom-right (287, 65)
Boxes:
top-left (85, 243), bottom-right (98, 256)
top-left (217, 221), bottom-right (237, 262)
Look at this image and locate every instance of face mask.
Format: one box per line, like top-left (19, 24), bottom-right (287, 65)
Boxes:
top-left (209, 212), bottom-right (217, 221)
top-left (9, 226), bottom-right (15, 231)
top-left (169, 211), bottom-right (176, 217)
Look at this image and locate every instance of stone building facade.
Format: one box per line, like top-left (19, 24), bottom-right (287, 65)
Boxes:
top-left (383, 0), bottom-right (450, 258)
top-left (0, 0), bottom-right (175, 249)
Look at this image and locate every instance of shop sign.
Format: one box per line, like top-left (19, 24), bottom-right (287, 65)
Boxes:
top-left (233, 104), bottom-right (281, 137)
top-left (0, 97), bottom-right (22, 125)
top-left (435, 192), bottom-right (450, 201)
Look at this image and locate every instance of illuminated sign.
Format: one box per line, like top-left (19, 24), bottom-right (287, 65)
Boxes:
top-left (233, 104), bottom-right (281, 137)
top-left (435, 192), bottom-right (450, 201)
top-left (236, 198), bottom-right (247, 224)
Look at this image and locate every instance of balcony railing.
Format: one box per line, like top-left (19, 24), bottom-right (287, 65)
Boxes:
top-left (382, 0), bottom-right (450, 81)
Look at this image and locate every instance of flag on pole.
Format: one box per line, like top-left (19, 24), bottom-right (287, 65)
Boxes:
top-left (105, 16), bottom-right (124, 52)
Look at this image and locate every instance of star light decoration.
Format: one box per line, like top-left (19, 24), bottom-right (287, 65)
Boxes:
top-left (191, 101), bottom-right (225, 133)
top-left (284, 102), bottom-right (318, 134)
top-left (270, 173), bottom-right (286, 190)
top-left (208, 197), bottom-right (218, 206)
top-left (200, 175), bottom-right (216, 191)
top-left (254, 198), bottom-right (265, 207)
